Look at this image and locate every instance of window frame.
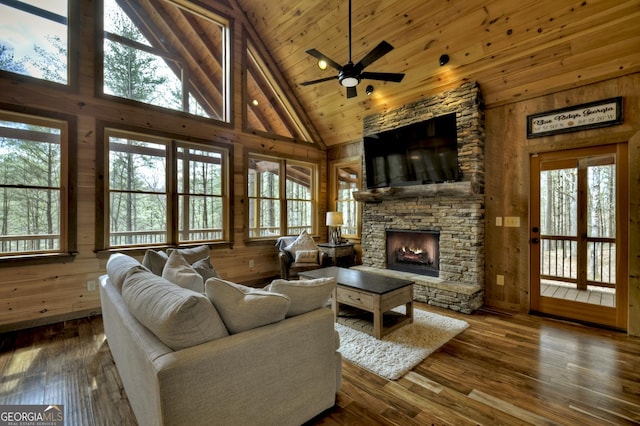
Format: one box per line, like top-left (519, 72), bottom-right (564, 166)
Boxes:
top-left (242, 33), bottom-right (314, 144)
top-left (0, 104), bottom-right (77, 265)
top-left (96, 122), bottom-right (232, 252)
top-left (96, 0), bottom-right (232, 125)
top-left (246, 153), bottom-right (318, 240)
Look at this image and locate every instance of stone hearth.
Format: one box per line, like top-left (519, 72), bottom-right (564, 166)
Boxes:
top-left (355, 82), bottom-right (485, 313)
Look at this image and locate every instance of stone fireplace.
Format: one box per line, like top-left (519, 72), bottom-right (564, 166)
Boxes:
top-left (386, 229), bottom-right (439, 277)
top-left (354, 81), bottom-right (485, 313)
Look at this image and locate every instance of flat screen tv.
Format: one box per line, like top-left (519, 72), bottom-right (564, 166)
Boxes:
top-left (363, 113), bottom-right (459, 188)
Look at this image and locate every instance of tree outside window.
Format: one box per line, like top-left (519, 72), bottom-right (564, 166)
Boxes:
top-left (106, 129), bottom-right (229, 248)
top-left (0, 112), bottom-right (70, 256)
top-left (0, 0), bottom-right (69, 84)
top-left (102, 0), bottom-right (229, 121)
top-left (247, 154), bottom-right (316, 238)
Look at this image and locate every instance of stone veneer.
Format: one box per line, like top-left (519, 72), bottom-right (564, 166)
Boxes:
top-left (356, 81), bottom-right (485, 313)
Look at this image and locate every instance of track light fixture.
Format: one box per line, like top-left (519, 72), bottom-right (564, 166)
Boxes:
top-left (365, 85), bottom-right (374, 95)
top-left (439, 54), bottom-right (450, 66)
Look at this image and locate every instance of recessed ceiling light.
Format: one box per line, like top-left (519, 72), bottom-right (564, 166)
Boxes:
top-left (252, 99), bottom-right (259, 106)
top-left (318, 60), bottom-right (328, 70)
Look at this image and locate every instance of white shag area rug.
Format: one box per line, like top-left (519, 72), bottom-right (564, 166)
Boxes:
top-left (336, 308), bottom-right (469, 380)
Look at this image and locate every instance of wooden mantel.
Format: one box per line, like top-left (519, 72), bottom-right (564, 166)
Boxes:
top-left (353, 181), bottom-right (480, 202)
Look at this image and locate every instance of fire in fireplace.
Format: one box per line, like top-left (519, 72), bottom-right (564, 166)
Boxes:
top-left (386, 229), bottom-right (439, 277)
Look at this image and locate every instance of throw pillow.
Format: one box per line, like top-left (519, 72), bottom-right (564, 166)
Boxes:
top-left (284, 230), bottom-right (318, 258)
top-left (166, 245), bottom-right (210, 265)
top-left (142, 249), bottom-right (169, 276)
top-left (205, 278), bottom-right (290, 334)
top-left (294, 249), bottom-right (318, 264)
top-left (162, 250), bottom-right (205, 292)
top-left (122, 269), bottom-right (228, 351)
top-left (266, 277), bottom-right (336, 317)
top-left (192, 256), bottom-right (220, 281)
top-left (106, 253), bottom-right (148, 292)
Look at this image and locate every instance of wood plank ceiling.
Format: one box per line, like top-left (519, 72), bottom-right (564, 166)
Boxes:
top-left (235, 0), bottom-right (640, 146)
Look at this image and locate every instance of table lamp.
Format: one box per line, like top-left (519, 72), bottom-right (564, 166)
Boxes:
top-left (326, 211), bottom-right (343, 245)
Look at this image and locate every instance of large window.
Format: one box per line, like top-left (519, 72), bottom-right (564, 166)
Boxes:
top-left (247, 154), bottom-right (316, 238)
top-left (244, 38), bottom-right (312, 142)
top-left (102, 0), bottom-right (230, 121)
top-left (0, 110), bottom-right (75, 258)
top-left (102, 128), bottom-right (229, 249)
top-left (0, 0), bottom-right (70, 84)
top-left (331, 159), bottom-right (361, 238)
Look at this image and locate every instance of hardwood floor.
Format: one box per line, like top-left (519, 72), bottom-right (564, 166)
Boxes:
top-left (1, 303), bottom-right (639, 425)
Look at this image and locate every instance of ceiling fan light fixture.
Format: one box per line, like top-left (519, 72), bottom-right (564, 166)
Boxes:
top-left (340, 76), bottom-right (359, 87)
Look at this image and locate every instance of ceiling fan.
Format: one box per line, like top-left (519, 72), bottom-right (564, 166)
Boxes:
top-left (300, 0), bottom-right (405, 98)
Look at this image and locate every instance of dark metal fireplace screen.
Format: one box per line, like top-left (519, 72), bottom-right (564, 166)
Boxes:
top-left (386, 229), bottom-right (439, 277)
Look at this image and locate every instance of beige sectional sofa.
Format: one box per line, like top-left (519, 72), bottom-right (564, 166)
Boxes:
top-left (99, 251), bottom-right (342, 426)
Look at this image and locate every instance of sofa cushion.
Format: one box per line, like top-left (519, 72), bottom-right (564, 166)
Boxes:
top-left (191, 256), bottom-right (220, 281)
top-left (284, 231), bottom-right (318, 258)
top-left (166, 245), bottom-right (210, 265)
top-left (122, 269), bottom-right (228, 350)
top-left (106, 253), bottom-right (148, 292)
top-left (205, 278), bottom-right (290, 334)
top-left (266, 277), bottom-right (336, 317)
top-left (294, 249), bottom-right (319, 263)
top-left (162, 250), bottom-right (205, 292)
top-left (141, 249), bottom-right (169, 276)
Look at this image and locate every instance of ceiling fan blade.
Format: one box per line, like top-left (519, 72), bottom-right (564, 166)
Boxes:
top-left (356, 41), bottom-right (394, 70)
top-left (346, 86), bottom-right (357, 98)
top-left (305, 49), bottom-right (343, 70)
top-left (361, 71), bottom-right (405, 83)
top-left (300, 76), bottom-right (339, 86)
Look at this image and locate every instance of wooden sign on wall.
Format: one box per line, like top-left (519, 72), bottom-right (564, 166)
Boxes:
top-left (526, 97), bottom-right (623, 138)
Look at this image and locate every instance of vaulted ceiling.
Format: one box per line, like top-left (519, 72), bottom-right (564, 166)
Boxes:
top-left (235, 0), bottom-right (640, 147)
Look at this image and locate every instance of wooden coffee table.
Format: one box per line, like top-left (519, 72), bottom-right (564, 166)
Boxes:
top-left (299, 266), bottom-right (414, 339)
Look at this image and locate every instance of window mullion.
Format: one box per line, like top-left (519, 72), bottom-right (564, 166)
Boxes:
top-left (167, 140), bottom-right (177, 245)
top-left (280, 160), bottom-right (287, 235)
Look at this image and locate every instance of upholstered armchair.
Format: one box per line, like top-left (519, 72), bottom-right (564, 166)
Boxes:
top-left (276, 233), bottom-right (328, 280)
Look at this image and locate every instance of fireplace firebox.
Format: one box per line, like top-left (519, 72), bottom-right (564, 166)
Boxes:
top-left (386, 230), bottom-right (439, 277)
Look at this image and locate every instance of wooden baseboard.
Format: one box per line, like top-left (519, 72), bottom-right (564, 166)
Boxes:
top-left (0, 308), bottom-right (102, 334)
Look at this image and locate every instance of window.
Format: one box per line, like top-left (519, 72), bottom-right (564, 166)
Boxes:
top-left (0, 109), bottom-right (76, 258)
top-left (102, 128), bottom-right (229, 249)
top-left (247, 154), bottom-right (316, 238)
top-left (244, 37), bottom-right (313, 142)
top-left (0, 0), bottom-right (70, 84)
top-left (102, 0), bottom-right (230, 121)
top-left (331, 159), bottom-right (361, 238)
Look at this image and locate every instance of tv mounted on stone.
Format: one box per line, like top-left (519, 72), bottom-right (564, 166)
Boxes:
top-left (363, 112), bottom-right (459, 189)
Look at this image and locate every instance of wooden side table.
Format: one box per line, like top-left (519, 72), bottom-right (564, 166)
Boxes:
top-left (317, 243), bottom-right (356, 267)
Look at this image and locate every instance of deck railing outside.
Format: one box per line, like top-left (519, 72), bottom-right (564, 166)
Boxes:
top-left (540, 235), bottom-right (616, 289)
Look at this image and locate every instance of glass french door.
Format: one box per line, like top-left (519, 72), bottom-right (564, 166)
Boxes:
top-left (530, 144), bottom-right (628, 329)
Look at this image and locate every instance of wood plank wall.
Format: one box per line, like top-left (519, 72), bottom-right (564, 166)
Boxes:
top-left (0, 0), bottom-right (327, 331)
top-left (485, 73), bottom-right (640, 335)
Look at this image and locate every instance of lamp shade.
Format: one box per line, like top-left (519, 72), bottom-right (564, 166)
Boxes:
top-left (326, 211), bottom-right (344, 226)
